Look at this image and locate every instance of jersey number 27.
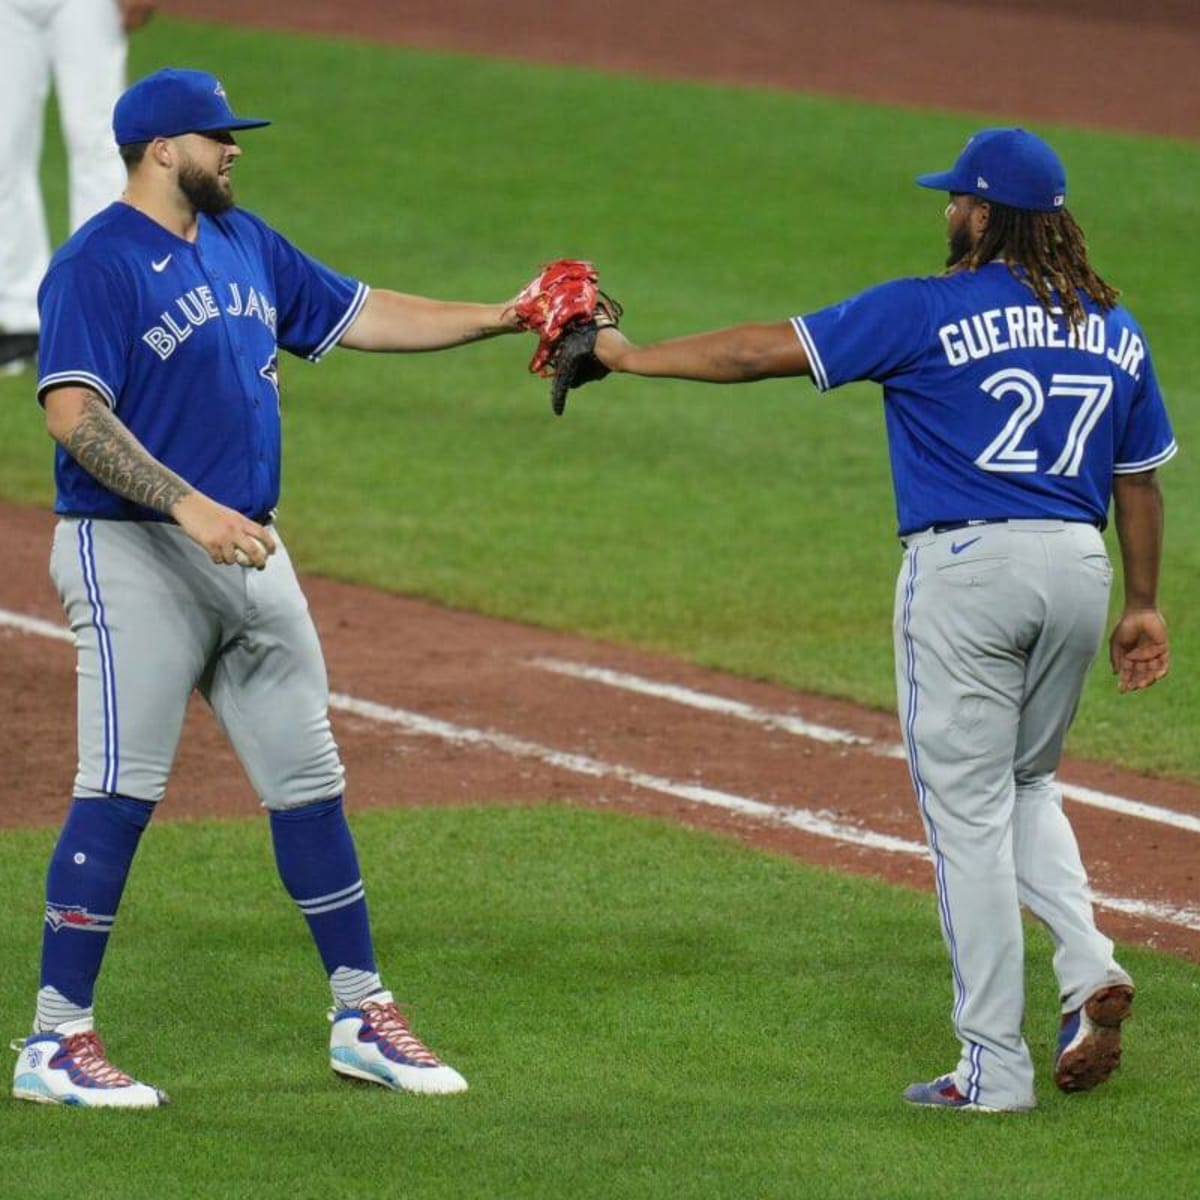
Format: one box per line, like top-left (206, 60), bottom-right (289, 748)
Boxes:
top-left (974, 368), bottom-right (1113, 477)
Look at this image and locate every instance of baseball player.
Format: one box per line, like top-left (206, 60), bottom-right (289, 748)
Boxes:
top-left (0, 0), bottom-right (156, 372)
top-left (10, 67), bottom-right (535, 1108)
top-left (590, 128), bottom-right (1174, 1111)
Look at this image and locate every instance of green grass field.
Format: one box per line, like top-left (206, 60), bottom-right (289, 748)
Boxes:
top-left (1, 19), bottom-right (1198, 1196)
top-left (1, 807), bottom-right (1198, 1200)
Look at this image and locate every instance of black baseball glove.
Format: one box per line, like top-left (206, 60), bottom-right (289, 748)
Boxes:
top-left (547, 295), bottom-right (623, 416)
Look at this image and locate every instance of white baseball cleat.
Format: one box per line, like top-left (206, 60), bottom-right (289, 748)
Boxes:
top-left (329, 991), bottom-right (468, 1095)
top-left (11, 1020), bottom-right (169, 1108)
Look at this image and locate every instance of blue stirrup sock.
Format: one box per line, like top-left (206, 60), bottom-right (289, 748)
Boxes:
top-left (269, 795), bottom-right (381, 1006)
top-left (37, 796), bottom-right (155, 1031)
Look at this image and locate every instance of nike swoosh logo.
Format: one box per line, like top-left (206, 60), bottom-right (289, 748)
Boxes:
top-left (950, 537), bottom-right (982, 555)
top-left (151, 255), bottom-right (172, 272)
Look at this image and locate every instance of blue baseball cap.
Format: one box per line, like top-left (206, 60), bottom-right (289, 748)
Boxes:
top-left (113, 68), bottom-right (270, 146)
top-left (915, 127), bottom-right (1066, 213)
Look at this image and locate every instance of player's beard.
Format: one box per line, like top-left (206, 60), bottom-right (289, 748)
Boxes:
top-left (178, 162), bottom-right (235, 216)
top-left (945, 221), bottom-right (975, 268)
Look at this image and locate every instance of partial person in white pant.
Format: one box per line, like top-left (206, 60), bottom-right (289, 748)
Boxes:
top-left (0, 0), bottom-right (156, 371)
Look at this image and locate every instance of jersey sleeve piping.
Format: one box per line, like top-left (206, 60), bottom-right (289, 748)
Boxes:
top-left (1113, 441), bottom-right (1178, 474)
top-left (306, 281), bottom-right (370, 363)
top-left (37, 371), bottom-right (118, 409)
top-left (790, 316), bottom-right (829, 391)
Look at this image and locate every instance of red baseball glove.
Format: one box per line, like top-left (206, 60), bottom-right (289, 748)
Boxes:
top-left (514, 259), bottom-right (622, 413)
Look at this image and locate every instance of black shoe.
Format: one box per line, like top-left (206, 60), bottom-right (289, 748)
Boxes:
top-left (0, 332), bottom-right (38, 370)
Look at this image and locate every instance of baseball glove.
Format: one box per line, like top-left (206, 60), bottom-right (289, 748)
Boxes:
top-left (547, 321), bottom-right (613, 415)
top-left (514, 259), bottom-right (622, 414)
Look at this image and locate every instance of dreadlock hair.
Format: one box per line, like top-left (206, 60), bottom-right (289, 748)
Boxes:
top-left (953, 201), bottom-right (1119, 329)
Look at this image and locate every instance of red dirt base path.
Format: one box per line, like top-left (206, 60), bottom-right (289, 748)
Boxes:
top-left (170, 0), bottom-right (1200, 141)
top-left (3, 502), bottom-right (1197, 961)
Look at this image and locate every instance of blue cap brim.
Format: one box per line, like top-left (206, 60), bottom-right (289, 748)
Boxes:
top-left (196, 117), bottom-right (271, 133)
top-left (915, 169), bottom-right (958, 193)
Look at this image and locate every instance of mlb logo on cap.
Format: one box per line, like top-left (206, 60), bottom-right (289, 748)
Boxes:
top-left (915, 128), bottom-right (1067, 213)
top-left (113, 68), bottom-right (271, 146)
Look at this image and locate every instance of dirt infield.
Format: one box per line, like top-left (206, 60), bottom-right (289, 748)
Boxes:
top-left (4, 502), bottom-right (1198, 960)
top-left (171, 0), bottom-right (1200, 140)
top-left (3, 1), bottom-right (1195, 965)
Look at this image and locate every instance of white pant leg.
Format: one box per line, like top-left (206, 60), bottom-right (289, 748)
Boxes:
top-left (50, 0), bottom-right (127, 232)
top-left (50, 519), bottom-right (219, 803)
top-left (201, 531), bottom-right (346, 810)
top-left (893, 534), bottom-right (1035, 1109)
top-left (1012, 778), bottom-right (1131, 1012)
top-left (1012, 526), bottom-right (1132, 1011)
top-left (0, 0), bottom-right (54, 330)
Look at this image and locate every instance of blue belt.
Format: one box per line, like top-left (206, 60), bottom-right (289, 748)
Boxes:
top-left (929, 518), bottom-right (1102, 534)
top-left (930, 518), bottom-right (1010, 534)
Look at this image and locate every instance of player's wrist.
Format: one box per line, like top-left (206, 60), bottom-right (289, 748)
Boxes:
top-left (1120, 600), bottom-right (1162, 618)
top-left (593, 326), bottom-right (630, 371)
top-left (167, 486), bottom-right (201, 524)
top-left (498, 302), bottom-right (525, 333)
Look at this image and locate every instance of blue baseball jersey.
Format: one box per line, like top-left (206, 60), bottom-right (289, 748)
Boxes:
top-left (791, 262), bottom-right (1177, 536)
top-left (37, 202), bottom-right (368, 521)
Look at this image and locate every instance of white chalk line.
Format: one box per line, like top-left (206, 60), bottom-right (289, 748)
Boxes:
top-left (329, 693), bottom-right (1200, 931)
top-left (531, 657), bottom-right (1200, 837)
top-left (0, 610), bottom-right (74, 644)
top-left (3, 607), bottom-right (1198, 933)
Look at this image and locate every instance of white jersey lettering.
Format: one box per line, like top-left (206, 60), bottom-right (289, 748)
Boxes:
top-left (225, 283), bottom-right (277, 333)
top-left (1004, 304), bottom-right (1027, 349)
top-left (138, 283), bottom-right (280, 361)
top-left (141, 327), bottom-right (177, 361)
top-left (1118, 333), bottom-right (1145, 378)
top-left (160, 308), bottom-right (193, 343)
top-left (175, 289), bottom-right (212, 327)
top-left (982, 308), bottom-right (1008, 354)
top-left (937, 304), bottom-right (1141, 379)
top-left (1045, 312), bottom-right (1066, 348)
top-left (939, 323), bottom-right (969, 367)
top-left (960, 315), bottom-right (989, 361)
top-left (197, 285), bottom-right (221, 320)
top-left (1024, 304), bottom-right (1046, 347)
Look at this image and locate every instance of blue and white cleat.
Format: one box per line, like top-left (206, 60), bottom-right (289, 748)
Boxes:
top-left (903, 1074), bottom-right (1034, 1113)
top-left (329, 991), bottom-right (467, 1095)
top-left (1055, 983), bottom-right (1133, 1093)
top-left (11, 1020), bottom-right (168, 1108)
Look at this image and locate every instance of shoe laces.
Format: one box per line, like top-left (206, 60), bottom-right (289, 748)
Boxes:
top-left (360, 999), bottom-right (442, 1067)
top-left (56, 1031), bottom-right (135, 1087)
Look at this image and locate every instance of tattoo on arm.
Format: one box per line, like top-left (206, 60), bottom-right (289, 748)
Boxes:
top-left (60, 392), bottom-right (192, 516)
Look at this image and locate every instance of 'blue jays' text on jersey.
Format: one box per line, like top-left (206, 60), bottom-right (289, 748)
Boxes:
top-left (791, 262), bottom-right (1177, 536)
top-left (36, 202), bottom-right (368, 521)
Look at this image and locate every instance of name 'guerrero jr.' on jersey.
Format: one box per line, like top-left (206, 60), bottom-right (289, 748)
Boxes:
top-left (36, 203), bottom-right (367, 523)
top-left (791, 262), bottom-right (1176, 536)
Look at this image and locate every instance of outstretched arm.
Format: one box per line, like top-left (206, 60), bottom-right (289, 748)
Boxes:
top-left (44, 385), bottom-right (276, 569)
top-left (1109, 469), bottom-right (1169, 693)
top-left (593, 321), bottom-right (811, 383)
top-left (338, 289), bottom-right (525, 353)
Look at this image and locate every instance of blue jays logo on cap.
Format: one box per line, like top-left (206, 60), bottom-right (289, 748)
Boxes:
top-left (113, 67), bottom-right (271, 146)
top-left (915, 128), bottom-right (1067, 213)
